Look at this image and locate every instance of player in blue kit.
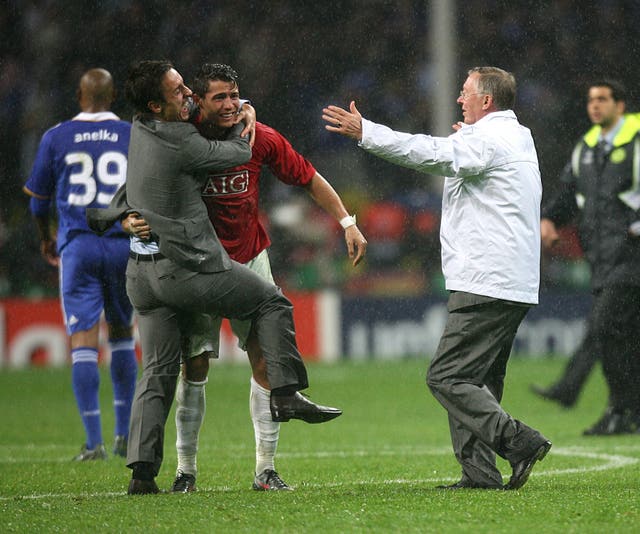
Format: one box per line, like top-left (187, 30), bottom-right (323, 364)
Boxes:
top-left (23, 68), bottom-right (137, 461)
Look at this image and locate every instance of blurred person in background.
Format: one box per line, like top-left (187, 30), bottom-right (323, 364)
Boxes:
top-left (323, 66), bottom-right (551, 490)
top-left (531, 81), bottom-right (640, 435)
top-left (22, 68), bottom-right (137, 461)
top-left (124, 63), bottom-right (367, 492)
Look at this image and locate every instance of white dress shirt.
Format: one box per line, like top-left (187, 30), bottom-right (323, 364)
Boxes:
top-left (360, 110), bottom-right (541, 304)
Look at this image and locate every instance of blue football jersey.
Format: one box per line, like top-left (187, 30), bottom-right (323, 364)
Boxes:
top-left (24, 112), bottom-right (131, 252)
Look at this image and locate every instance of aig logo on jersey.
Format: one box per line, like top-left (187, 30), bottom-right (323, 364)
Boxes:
top-left (202, 171), bottom-right (249, 196)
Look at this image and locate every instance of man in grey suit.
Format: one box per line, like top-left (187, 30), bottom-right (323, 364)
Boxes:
top-left (88, 60), bottom-right (341, 495)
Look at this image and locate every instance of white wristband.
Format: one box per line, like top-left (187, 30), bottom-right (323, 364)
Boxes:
top-left (339, 215), bottom-right (357, 229)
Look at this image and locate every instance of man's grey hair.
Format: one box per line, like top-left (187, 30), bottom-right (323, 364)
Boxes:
top-left (469, 66), bottom-right (516, 110)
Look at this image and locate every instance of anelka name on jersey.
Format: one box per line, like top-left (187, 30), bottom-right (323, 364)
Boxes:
top-left (73, 129), bottom-right (120, 143)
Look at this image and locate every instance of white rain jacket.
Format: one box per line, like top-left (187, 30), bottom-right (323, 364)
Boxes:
top-left (360, 110), bottom-right (541, 304)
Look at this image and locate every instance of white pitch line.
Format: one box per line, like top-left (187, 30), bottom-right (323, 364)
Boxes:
top-left (541, 447), bottom-right (639, 475)
top-left (0, 446), bottom-right (637, 501)
top-left (2, 443), bottom-right (640, 463)
top-left (297, 448), bottom-right (640, 489)
top-left (3, 491), bottom-right (127, 500)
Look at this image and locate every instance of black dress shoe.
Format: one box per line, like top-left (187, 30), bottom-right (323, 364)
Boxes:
top-left (529, 384), bottom-right (575, 408)
top-left (504, 440), bottom-right (552, 490)
top-left (270, 392), bottom-right (342, 423)
top-left (436, 479), bottom-right (503, 490)
top-left (128, 478), bottom-right (160, 495)
top-left (583, 407), bottom-right (635, 436)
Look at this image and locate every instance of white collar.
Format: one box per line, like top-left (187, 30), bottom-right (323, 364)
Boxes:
top-left (455, 110), bottom-right (516, 132)
top-left (72, 111), bottom-right (120, 122)
top-left (600, 116), bottom-right (624, 146)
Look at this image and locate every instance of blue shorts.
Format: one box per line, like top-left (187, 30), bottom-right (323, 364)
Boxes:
top-left (59, 233), bottom-right (133, 335)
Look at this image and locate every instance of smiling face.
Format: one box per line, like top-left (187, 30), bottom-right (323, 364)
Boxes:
top-left (196, 79), bottom-right (240, 131)
top-left (456, 72), bottom-right (492, 125)
top-left (154, 68), bottom-right (193, 121)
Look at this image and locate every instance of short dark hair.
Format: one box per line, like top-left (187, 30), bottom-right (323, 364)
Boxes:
top-left (469, 66), bottom-right (516, 110)
top-left (192, 63), bottom-right (239, 97)
top-left (589, 79), bottom-right (627, 102)
top-left (124, 60), bottom-right (174, 113)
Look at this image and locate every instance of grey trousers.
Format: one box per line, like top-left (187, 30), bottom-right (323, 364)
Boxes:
top-left (427, 291), bottom-right (545, 487)
top-left (125, 255), bottom-right (308, 475)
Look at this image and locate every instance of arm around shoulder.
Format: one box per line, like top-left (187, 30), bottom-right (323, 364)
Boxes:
top-left (183, 122), bottom-right (251, 173)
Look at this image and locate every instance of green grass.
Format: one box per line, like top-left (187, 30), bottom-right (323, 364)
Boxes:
top-left (1, 357), bottom-right (638, 533)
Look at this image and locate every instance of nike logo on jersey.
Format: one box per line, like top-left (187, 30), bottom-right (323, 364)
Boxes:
top-left (68, 315), bottom-right (79, 326)
top-left (73, 129), bottom-right (120, 143)
top-left (202, 170), bottom-right (249, 196)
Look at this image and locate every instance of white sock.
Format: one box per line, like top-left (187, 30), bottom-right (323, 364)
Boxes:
top-left (250, 377), bottom-right (280, 474)
top-left (175, 375), bottom-right (207, 476)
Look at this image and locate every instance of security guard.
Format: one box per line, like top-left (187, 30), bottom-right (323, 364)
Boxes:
top-left (533, 81), bottom-right (640, 434)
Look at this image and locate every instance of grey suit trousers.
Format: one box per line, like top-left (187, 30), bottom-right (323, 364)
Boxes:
top-left (125, 255), bottom-right (308, 474)
top-left (427, 291), bottom-right (545, 487)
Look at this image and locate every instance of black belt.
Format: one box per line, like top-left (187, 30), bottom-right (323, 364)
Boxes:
top-left (129, 251), bottom-right (164, 262)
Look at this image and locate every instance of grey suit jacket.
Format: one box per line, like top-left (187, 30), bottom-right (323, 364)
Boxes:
top-left (87, 117), bottom-right (251, 272)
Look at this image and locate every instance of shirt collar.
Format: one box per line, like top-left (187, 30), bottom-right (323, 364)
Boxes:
top-left (455, 110), bottom-right (517, 132)
top-left (599, 116), bottom-right (624, 147)
top-left (72, 111), bottom-right (120, 122)
top-left (476, 109), bottom-right (517, 124)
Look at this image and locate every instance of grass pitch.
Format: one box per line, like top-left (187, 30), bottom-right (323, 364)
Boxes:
top-left (1, 357), bottom-right (638, 533)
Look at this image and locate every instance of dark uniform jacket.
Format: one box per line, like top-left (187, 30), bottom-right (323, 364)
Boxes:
top-left (543, 114), bottom-right (640, 290)
top-left (87, 117), bottom-right (251, 273)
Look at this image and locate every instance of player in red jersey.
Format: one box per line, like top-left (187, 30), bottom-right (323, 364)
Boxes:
top-left (125, 63), bottom-right (366, 492)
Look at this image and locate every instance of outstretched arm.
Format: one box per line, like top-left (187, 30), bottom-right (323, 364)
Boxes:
top-left (322, 101), bottom-right (363, 141)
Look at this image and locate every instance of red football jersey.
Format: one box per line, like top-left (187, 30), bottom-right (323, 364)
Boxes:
top-left (200, 122), bottom-right (316, 263)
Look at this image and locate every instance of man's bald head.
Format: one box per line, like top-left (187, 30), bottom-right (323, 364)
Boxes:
top-left (77, 68), bottom-right (115, 112)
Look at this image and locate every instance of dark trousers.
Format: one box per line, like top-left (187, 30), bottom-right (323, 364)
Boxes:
top-left (546, 284), bottom-right (640, 409)
top-left (544, 329), bottom-right (600, 407)
top-left (125, 256), bottom-right (309, 475)
top-left (589, 285), bottom-right (640, 412)
top-left (427, 292), bottom-right (546, 486)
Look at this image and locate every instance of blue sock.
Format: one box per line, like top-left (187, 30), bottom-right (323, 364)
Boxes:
top-left (71, 348), bottom-right (102, 450)
top-left (109, 338), bottom-right (137, 438)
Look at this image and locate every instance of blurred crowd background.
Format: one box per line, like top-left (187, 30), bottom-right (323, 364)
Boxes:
top-left (1, 0), bottom-right (638, 298)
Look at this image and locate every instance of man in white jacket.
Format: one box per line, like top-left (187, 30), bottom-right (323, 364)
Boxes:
top-left (323, 66), bottom-right (551, 490)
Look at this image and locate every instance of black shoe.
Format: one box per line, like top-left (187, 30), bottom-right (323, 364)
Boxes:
top-left (270, 392), bottom-right (342, 424)
top-left (170, 470), bottom-right (197, 493)
top-left (529, 384), bottom-right (575, 408)
top-left (504, 440), bottom-right (552, 490)
top-left (436, 479), bottom-right (503, 490)
top-left (583, 407), bottom-right (635, 436)
top-left (127, 478), bottom-right (160, 495)
top-left (252, 469), bottom-right (293, 491)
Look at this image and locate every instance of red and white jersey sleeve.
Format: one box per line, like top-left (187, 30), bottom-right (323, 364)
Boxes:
top-left (201, 122), bottom-right (316, 263)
